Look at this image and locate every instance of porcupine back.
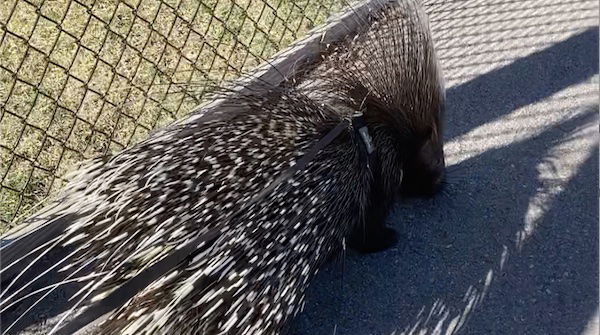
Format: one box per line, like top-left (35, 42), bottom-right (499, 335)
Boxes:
top-left (1, 88), bottom-right (363, 334)
top-left (0, 0), bottom-right (445, 334)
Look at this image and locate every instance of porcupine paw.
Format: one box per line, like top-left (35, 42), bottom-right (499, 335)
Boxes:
top-left (349, 226), bottom-right (398, 253)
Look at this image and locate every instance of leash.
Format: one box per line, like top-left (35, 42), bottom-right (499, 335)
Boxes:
top-left (56, 113), bottom-right (375, 335)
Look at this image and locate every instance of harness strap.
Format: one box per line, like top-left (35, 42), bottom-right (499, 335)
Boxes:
top-left (56, 115), bottom-right (374, 335)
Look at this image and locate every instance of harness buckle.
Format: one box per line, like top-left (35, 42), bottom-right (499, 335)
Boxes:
top-left (352, 112), bottom-right (375, 155)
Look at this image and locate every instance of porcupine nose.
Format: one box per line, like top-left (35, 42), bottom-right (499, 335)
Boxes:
top-left (421, 169), bottom-right (445, 197)
top-left (431, 156), bottom-right (446, 194)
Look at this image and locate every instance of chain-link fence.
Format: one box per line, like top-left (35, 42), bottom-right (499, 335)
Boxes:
top-left (0, 0), bottom-right (349, 230)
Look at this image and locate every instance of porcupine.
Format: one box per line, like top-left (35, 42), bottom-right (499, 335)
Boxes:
top-left (0, 0), bottom-right (445, 334)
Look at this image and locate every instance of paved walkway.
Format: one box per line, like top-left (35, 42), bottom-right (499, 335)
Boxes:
top-left (292, 0), bottom-right (599, 334)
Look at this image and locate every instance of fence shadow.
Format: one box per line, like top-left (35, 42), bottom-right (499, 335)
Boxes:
top-left (445, 27), bottom-right (598, 141)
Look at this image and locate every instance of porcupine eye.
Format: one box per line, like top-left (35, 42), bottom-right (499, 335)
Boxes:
top-left (401, 126), bottom-right (446, 197)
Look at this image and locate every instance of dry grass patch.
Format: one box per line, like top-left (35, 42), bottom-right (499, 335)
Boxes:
top-left (0, 0), bottom-right (346, 230)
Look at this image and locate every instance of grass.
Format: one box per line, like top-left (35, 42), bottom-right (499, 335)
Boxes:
top-left (0, 0), bottom-right (347, 231)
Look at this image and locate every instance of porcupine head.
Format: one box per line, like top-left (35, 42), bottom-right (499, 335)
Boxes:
top-left (309, 0), bottom-right (446, 251)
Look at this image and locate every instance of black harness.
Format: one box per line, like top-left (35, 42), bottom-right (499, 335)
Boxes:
top-left (56, 114), bottom-right (375, 334)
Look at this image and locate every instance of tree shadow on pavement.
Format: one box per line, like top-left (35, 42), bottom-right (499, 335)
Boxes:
top-left (445, 27), bottom-right (598, 141)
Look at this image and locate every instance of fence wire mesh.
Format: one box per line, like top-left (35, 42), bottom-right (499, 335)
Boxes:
top-left (0, 0), bottom-right (348, 230)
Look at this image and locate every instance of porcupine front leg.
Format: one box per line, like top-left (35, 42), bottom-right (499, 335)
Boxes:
top-left (348, 178), bottom-right (398, 253)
